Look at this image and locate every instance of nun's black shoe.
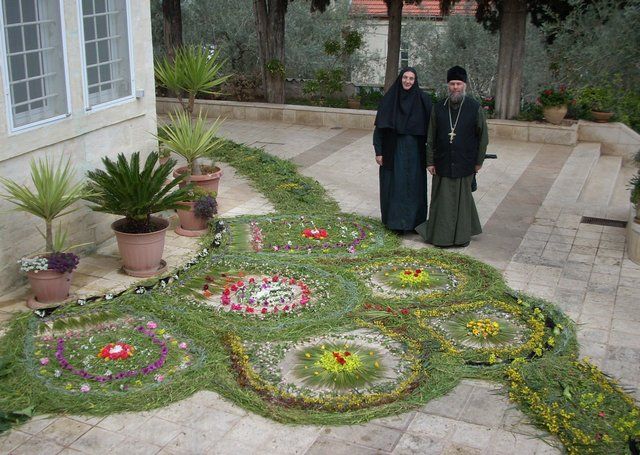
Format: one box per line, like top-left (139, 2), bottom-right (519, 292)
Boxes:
top-left (453, 241), bottom-right (470, 247)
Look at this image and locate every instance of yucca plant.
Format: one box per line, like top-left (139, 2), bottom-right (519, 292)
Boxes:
top-left (0, 157), bottom-right (86, 253)
top-left (156, 110), bottom-right (225, 175)
top-left (85, 152), bottom-right (192, 233)
top-left (155, 45), bottom-right (231, 116)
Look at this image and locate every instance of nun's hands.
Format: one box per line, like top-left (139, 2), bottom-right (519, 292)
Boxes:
top-left (427, 166), bottom-right (435, 175)
top-left (375, 156), bottom-right (383, 166)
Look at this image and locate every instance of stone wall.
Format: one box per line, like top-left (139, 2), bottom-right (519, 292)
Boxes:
top-left (0, 0), bottom-right (157, 294)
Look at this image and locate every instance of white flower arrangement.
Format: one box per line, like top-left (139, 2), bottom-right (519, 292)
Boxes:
top-left (18, 256), bottom-right (48, 273)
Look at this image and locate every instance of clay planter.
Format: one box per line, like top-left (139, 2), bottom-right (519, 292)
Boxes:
top-left (176, 201), bottom-right (209, 237)
top-left (173, 166), bottom-right (223, 194)
top-left (347, 98), bottom-right (361, 109)
top-left (542, 105), bottom-right (568, 125)
top-left (112, 216), bottom-right (169, 277)
top-left (26, 269), bottom-right (73, 309)
top-left (590, 110), bottom-right (614, 123)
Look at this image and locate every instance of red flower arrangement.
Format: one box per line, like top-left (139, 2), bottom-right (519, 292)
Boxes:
top-left (302, 228), bottom-right (328, 240)
top-left (98, 342), bottom-right (135, 361)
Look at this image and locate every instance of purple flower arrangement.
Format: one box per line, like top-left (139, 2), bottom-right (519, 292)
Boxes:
top-left (194, 195), bottom-right (218, 220)
top-left (47, 252), bottom-right (80, 274)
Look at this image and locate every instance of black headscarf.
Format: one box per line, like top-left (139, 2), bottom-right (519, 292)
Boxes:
top-left (374, 67), bottom-right (431, 136)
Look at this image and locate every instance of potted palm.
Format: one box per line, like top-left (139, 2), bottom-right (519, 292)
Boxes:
top-left (0, 157), bottom-right (86, 308)
top-left (175, 187), bottom-right (218, 237)
top-left (154, 44), bottom-right (230, 117)
top-left (84, 152), bottom-right (192, 277)
top-left (157, 110), bottom-right (225, 193)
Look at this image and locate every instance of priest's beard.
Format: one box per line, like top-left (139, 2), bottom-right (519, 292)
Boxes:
top-left (449, 90), bottom-right (466, 104)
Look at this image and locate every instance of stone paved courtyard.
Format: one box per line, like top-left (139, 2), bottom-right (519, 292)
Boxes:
top-left (0, 118), bottom-right (638, 454)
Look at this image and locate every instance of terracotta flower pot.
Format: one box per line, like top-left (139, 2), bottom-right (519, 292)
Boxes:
top-left (590, 110), bottom-right (614, 123)
top-left (26, 269), bottom-right (73, 308)
top-left (347, 98), bottom-right (360, 109)
top-left (173, 166), bottom-right (223, 194)
top-left (175, 201), bottom-right (209, 237)
top-left (112, 216), bottom-right (169, 277)
top-left (542, 105), bottom-right (568, 125)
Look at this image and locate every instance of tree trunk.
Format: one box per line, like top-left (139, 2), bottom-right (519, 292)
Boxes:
top-left (45, 221), bottom-right (52, 253)
top-left (384, 0), bottom-right (403, 91)
top-left (253, 0), bottom-right (287, 104)
top-left (162, 0), bottom-right (183, 61)
top-left (494, 0), bottom-right (527, 119)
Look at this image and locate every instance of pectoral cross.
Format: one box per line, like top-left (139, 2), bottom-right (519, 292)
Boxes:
top-left (448, 130), bottom-right (456, 143)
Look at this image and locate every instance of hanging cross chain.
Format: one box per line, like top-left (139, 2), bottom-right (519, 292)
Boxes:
top-left (448, 130), bottom-right (456, 143)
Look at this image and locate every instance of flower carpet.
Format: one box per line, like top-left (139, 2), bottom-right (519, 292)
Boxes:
top-left (0, 141), bottom-right (638, 454)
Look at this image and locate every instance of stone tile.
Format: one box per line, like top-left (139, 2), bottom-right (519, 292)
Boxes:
top-left (489, 429), bottom-right (541, 455)
top-left (449, 421), bottom-right (493, 450)
top-left (419, 382), bottom-right (474, 419)
top-left (162, 429), bottom-right (217, 454)
top-left (69, 427), bottom-right (127, 454)
top-left (38, 417), bottom-right (92, 446)
top-left (9, 436), bottom-right (66, 455)
top-left (392, 432), bottom-right (445, 454)
top-left (407, 413), bottom-right (457, 440)
top-left (322, 424), bottom-right (403, 452)
top-left (133, 417), bottom-right (184, 446)
top-left (15, 414), bottom-right (55, 434)
top-left (113, 437), bottom-right (163, 455)
top-left (305, 437), bottom-right (382, 455)
top-left (97, 411), bottom-right (154, 433)
top-left (0, 430), bottom-right (31, 454)
top-left (370, 412), bottom-right (416, 431)
top-left (441, 443), bottom-right (482, 454)
top-left (459, 386), bottom-right (510, 428)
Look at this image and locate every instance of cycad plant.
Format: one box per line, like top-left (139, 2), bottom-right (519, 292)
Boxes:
top-left (155, 45), bottom-right (230, 116)
top-left (85, 152), bottom-right (192, 233)
top-left (156, 110), bottom-right (225, 175)
top-left (0, 157), bottom-right (86, 253)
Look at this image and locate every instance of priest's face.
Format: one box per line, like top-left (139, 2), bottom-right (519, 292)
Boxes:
top-left (401, 71), bottom-right (416, 90)
top-left (448, 80), bottom-right (466, 102)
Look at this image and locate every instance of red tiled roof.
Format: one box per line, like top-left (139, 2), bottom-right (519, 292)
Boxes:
top-left (349, 0), bottom-right (476, 18)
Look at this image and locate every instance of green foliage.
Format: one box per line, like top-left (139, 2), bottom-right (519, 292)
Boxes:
top-left (303, 30), bottom-right (363, 103)
top-left (403, 16), bottom-right (550, 98)
top-left (577, 86), bottom-right (615, 112)
top-left (0, 157), bottom-right (87, 253)
top-left (156, 110), bottom-right (225, 175)
top-left (84, 152), bottom-right (192, 232)
top-left (211, 141), bottom-right (340, 214)
top-left (358, 86), bottom-right (384, 110)
top-left (265, 59), bottom-right (285, 76)
top-left (517, 102), bottom-right (544, 122)
top-left (629, 173), bottom-right (640, 205)
top-left (154, 45), bottom-right (230, 114)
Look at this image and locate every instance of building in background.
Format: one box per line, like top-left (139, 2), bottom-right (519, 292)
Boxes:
top-left (0, 0), bottom-right (157, 294)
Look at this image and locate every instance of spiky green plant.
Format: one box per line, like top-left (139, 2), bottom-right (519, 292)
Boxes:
top-left (84, 152), bottom-right (192, 233)
top-left (155, 45), bottom-right (230, 115)
top-left (0, 157), bottom-right (86, 253)
top-left (157, 110), bottom-right (224, 175)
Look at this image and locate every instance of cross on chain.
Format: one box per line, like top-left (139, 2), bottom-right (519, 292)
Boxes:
top-left (448, 130), bottom-right (456, 143)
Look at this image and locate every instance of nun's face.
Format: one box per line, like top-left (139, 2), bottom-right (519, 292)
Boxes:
top-left (401, 72), bottom-right (416, 90)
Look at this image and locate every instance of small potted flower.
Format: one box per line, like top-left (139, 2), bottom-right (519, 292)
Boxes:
top-left (175, 187), bottom-right (218, 237)
top-left (538, 84), bottom-right (573, 125)
top-left (84, 152), bottom-right (193, 277)
top-left (0, 157), bottom-right (87, 308)
top-left (578, 86), bottom-right (615, 123)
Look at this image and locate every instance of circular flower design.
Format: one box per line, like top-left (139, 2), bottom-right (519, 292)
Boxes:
top-left (227, 329), bottom-right (421, 410)
top-left (466, 318), bottom-right (501, 339)
top-left (32, 315), bottom-right (197, 393)
top-left (361, 262), bottom-right (459, 299)
top-left (98, 342), bottom-right (135, 361)
top-left (204, 275), bottom-right (311, 315)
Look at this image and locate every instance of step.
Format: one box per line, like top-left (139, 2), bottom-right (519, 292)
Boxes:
top-left (544, 142), bottom-right (601, 205)
top-left (577, 155), bottom-right (622, 207)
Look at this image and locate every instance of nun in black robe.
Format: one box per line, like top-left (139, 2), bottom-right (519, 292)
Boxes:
top-left (373, 67), bottom-right (432, 233)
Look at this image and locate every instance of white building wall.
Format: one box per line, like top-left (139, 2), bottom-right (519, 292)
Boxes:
top-left (0, 0), bottom-right (157, 294)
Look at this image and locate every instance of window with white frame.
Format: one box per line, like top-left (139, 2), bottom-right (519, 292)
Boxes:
top-left (399, 41), bottom-right (409, 69)
top-left (1, 0), bottom-right (69, 129)
top-left (80, 0), bottom-right (132, 108)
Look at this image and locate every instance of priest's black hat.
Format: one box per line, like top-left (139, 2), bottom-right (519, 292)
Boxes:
top-left (447, 66), bottom-right (467, 83)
